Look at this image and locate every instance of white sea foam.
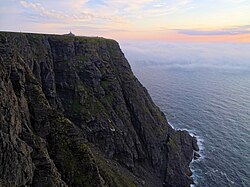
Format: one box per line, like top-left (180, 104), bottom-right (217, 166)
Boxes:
top-left (167, 122), bottom-right (205, 186)
top-left (167, 121), bottom-right (175, 129)
top-left (123, 41), bottom-right (250, 186)
top-left (167, 123), bottom-right (205, 160)
top-left (176, 128), bottom-right (204, 159)
top-left (179, 127), bottom-right (205, 186)
top-left (220, 171), bottom-right (235, 184)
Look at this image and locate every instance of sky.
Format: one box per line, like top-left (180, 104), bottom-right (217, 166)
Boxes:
top-left (0, 0), bottom-right (250, 42)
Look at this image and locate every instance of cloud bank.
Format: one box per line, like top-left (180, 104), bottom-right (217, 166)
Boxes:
top-left (120, 41), bottom-right (250, 70)
top-left (175, 26), bottom-right (250, 36)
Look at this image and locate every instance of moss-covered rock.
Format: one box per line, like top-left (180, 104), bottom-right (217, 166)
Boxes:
top-left (0, 31), bottom-right (197, 187)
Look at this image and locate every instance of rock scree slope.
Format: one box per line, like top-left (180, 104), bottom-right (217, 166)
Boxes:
top-left (0, 31), bottom-right (199, 187)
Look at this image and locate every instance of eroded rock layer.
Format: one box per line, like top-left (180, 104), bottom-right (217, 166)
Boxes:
top-left (0, 31), bottom-right (198, 187)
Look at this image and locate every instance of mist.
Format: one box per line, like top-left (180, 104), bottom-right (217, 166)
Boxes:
top-left (120, 41), bottom-right (250, 71)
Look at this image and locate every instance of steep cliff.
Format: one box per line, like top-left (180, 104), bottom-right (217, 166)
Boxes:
top-left (0, 31), bottom-right (199, 187)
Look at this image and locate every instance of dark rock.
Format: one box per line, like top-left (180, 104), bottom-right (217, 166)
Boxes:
top-left (0, 31), bottom-right (198, 187)
top-left (194, 152), bottom-right (201, 160)
top-left (192, 136), bottom-right (199, 151)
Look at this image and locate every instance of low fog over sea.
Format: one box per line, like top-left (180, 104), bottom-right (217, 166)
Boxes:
top-left (121, 41), bottom-right (250, 187)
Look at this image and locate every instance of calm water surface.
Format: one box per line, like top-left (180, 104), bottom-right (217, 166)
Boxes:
top-left (121, 42), bottom-right (250, 187)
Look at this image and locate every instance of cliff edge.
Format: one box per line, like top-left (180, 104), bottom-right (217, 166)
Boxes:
top-left (0, 31), bottom-right (199, 187)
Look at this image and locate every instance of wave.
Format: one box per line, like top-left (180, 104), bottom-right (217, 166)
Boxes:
top-left (168, 122), bottom-right (204, 158)
top-left (125, 41), bottom-right (250, 186)
top-left (168, 121), bottom-right (204, 186)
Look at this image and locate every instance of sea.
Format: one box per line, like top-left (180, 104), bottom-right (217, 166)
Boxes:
top-left (120, 41), bottom-right (250, 187)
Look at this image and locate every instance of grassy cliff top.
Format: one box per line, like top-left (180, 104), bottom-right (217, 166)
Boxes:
top-left (0, 31), bottom-right (117, 43)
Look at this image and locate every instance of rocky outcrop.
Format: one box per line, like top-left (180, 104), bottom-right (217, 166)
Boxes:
top-left (0, 31), bottom-right (198, 187)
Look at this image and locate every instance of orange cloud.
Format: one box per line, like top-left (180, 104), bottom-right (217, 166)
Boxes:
top-left (98, 31), bottom-right (250, 43)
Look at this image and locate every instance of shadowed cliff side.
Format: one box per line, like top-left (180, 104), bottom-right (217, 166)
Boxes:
top-left (0, 31), bottom-right (199, 187)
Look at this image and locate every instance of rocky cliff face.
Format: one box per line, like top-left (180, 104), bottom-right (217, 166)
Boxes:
top-left (0, 31), bottom-right (199, 187)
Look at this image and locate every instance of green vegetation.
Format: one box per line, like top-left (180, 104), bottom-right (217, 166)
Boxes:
top-left (75, 54), bottom-right (88, 62)
top-left (27, 33), bottom-right (43, 41)
top-left (51, 35), bottom-right (75, 42)
top-left (49, 115), bottom-right (101, 186)
top-left (95, 155), bottom-right (137, 187)
top-left (28, 81), bottom-right (49, 107)
top-left (100, 79), bottom-right (116, 105)
top-left (77, 36), bottom-right (113, 44)
top-left (108, 47), bottom-right (116, 57)
top-left (167, 133), bottom-right (181, 151)
top-left (26, 34), bottom-right (48, 59)
top-left (105, 94), bottom-right (114, 105)
top-left (91, 99), bottom-right (106, 115)
top-left (70, 99), bottom-right (83, 113)
top-left (77, 81), bottom-right (86, 92)
top-left (167, 137), bottom-right (178, 150)
top-left (69, 83), bottom-right (108, 118)
top-left (0, 179), bottom-right (8, 186)
top-left (100, 79), bottom-right (109, 88)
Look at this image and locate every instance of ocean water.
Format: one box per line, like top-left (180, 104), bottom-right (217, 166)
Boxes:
top-left (121, 42), bottom-right (250, 187)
